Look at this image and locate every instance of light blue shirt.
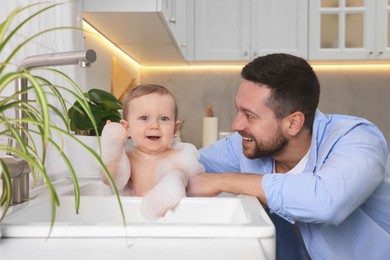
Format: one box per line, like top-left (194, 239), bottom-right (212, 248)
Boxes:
top-left (200, 111), bottom-right (390, 259)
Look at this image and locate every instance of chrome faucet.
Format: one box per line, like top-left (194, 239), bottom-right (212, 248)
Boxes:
top-left (2, 49), bottom-right (97, 204)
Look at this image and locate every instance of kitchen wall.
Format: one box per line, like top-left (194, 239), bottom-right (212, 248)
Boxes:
top-left (140, 68), bottom-right (242, 148)
top-left (1, 1), bottom-right (85, 93)
top-left (140, 66), bottom-right (390, 148)
top-left (1, 0), bottom-right (86, 176)
top-left (83, 22), bottom-right (141, 96)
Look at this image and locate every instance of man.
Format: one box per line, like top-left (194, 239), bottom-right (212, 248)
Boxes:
top-left (188, 53), bottom-right (390, 259)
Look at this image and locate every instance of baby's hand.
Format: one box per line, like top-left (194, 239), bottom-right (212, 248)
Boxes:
top-left (101, 121), bottom-right (128, 147)
top-left (140, 173), bottom-right (185, 221)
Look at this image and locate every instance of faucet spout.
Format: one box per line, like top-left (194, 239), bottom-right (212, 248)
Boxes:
top-left (4, 49), bottom-right (97, 204)
top-left (18, 49), bottom-right (97, 70)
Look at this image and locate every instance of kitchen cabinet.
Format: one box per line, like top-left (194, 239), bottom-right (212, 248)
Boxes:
top-left (309, 0), bottom-right (390, 60)
top-left (82, 0), bottom-right (188, 65)
top-left (193, 0), bottom-right (308, 61)
top-left (160, 0), bottom-right (189, 59)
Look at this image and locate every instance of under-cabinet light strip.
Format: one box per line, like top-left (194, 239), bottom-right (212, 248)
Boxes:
top-left (83, 21), bottom-right (390, 71)
top-left (82, 20), bottom-right (140, 68)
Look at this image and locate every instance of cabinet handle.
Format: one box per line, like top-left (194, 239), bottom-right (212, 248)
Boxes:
top-left (180, 43), bottom-right (187, 48)
top-left (378, 51), bottom-right (383, 54)
top-left (169, 17), bottom-right (176, 24)
top-left (253, 51), bottom-right (258, 57)
top-left (244, 51), bottom-right (249, 56)
top-left (368, 51), bottom-right (374, 54)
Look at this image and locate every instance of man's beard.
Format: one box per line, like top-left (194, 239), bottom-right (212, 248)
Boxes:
top-left (242, 126), bottom-right (288, 159)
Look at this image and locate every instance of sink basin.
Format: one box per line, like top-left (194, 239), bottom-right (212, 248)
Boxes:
top-left (1, 195), bottom-right (274, 237)
top-left (1, 182), bottom-right (275, 259)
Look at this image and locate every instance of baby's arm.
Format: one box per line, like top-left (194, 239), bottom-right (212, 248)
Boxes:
top-left (140, 142), bottom-right (205, 220)
top-left (99, 122), bottom-right (131, 192)
top-left (140, 169), bottom-right (187, 220)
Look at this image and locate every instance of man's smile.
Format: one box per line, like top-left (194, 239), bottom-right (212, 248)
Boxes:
top-left (243, 137), bottom-right (254, 142)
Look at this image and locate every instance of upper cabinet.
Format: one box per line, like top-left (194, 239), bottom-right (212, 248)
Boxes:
top-left (82, 0), bottom-right (188, 66)
top-left (83, 0), bottom-right (390, 65)
top-left (193, 0), bottom-right (308, 61)
top-left (251, 0), bottom-right (308, 59)
top-left (193, 0), bottom-right (251, 61)
top-left (160, 0), bottom-right (189, 58)
top-left (309, 0), bottom-right (390, 60)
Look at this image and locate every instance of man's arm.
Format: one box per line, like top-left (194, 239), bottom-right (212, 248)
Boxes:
top-left (187, 172), bottom-right (267, 205)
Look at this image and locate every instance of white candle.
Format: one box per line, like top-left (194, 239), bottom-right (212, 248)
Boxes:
top-left (202, 117), bottom-right (218, 147)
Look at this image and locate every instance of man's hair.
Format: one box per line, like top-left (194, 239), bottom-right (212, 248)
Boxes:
top-left (241, 53), bottom-right (320, 129)
top-left (122, 84), bottom-right (178, 120)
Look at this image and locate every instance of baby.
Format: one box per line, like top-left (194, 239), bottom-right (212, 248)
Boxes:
top-left (99, 84), bottom-right (204, 220)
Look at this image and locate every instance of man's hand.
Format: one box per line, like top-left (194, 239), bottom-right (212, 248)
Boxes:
top-left (186, 173), bottom-right (222, 197)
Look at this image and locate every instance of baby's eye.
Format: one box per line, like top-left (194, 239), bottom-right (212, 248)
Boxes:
top-left (160, 116), bottom-right (170, 121)
top-left (139, 115), bottom-right (149, 121)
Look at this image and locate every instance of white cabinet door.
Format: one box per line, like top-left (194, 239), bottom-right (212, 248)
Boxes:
top-left (194, 0), bottom-right (307, 61)
top-left (160, 0), bottom-right (188, 58)
top-left (376, 0), bottom-right (390, 59)
top-left (252, 0), bottom-right (308, 59)
top-left (161, 0), bottom-right (172, 19)
top-left (194, 0), bottom-right (251, 61)
top-left (309, 0), bottom-right (390, 60)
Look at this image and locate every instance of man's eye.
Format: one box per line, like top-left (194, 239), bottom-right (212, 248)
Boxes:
top-left (160, 116), bottom-right (170, 121)
top-left (140, 116), bottom-right (148, 121)
top-left (245, 113), bottom-right (253, 119)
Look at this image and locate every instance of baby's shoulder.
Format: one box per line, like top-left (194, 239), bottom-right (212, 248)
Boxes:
top-left (161, 142), bottom-right (204, 174)
top-left (171, 141), bottom-right (198, 154)
top-left (168, 142), bottom-right (201, 163)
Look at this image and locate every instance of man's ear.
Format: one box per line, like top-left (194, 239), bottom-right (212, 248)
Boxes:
top-left (284, 111), bottom-right (305, 136)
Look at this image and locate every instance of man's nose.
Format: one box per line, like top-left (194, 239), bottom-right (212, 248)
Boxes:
top-left (231, 113), bottom-right (244, 131)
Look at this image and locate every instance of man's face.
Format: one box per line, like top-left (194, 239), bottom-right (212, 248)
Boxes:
top-left (231, 80), bottom-right (288, 159)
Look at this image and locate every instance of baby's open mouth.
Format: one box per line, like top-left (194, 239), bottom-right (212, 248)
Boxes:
top-left (147, 136), bottom-right (161, 141)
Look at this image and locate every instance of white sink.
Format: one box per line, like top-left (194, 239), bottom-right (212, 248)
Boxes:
top-left (1, 182), bottom-right (275, 259)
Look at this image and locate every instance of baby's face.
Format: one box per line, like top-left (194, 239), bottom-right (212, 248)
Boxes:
top-left (126, 93), bottom-right (178, 155)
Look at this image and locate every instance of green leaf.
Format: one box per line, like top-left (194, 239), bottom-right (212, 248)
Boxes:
top-left (89, 88), bottom-right (122, 109)
top-left (0, 160), bottom-right (12, 221)
top-left (67, 88), bottom-right (121, 136)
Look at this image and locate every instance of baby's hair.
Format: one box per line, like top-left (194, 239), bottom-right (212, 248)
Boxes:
top-left (122, 84), bottom-right (179, 121)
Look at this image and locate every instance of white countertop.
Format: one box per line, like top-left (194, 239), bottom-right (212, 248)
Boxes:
top-left (0, 237), bottom-right (266, 260)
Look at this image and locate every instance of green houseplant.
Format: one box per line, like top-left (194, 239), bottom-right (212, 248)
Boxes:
top-left (0, 2), bottom-right (125, 234)
top-left (66, 88), bottom-right (122, 180)
top-left (68, 88), bottom-right (122, 136)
